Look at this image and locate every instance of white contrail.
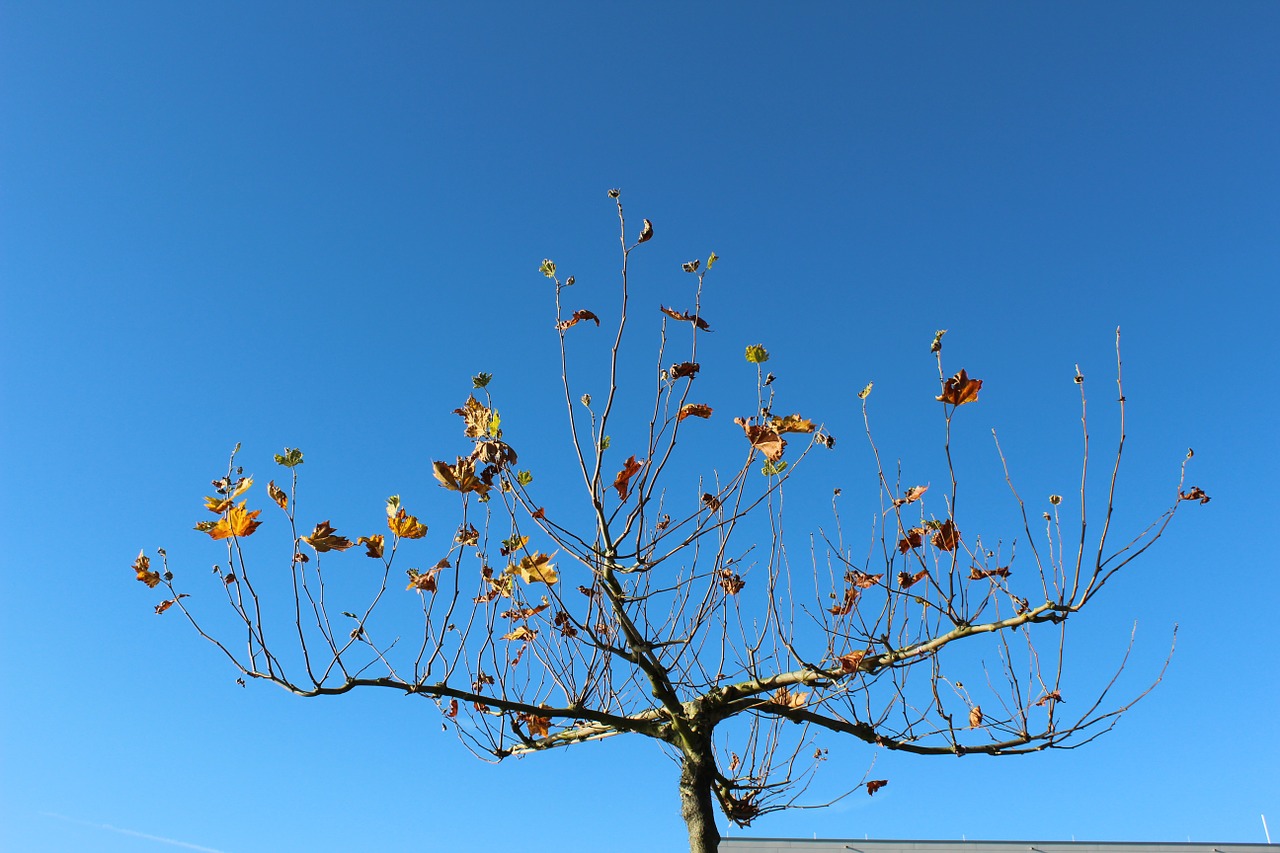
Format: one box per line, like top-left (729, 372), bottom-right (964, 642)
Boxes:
top-left (39, 812), bottom-right (229, 853)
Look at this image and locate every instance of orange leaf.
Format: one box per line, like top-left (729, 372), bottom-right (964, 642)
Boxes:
top-left (670, 362), bottom-right (700, 379)
top-left (829, 587), bottom-right (859, 616)
top-left (659, 305), bottom-right (711, 332)
top-left (837, 649), bottom-right (870, 673)
top-left (771, 687), bottom-right (808, 710)
top-left (897, 568), bottom-right (929, 589)
top-left (931, 520), bottom-right (961, 551)
top-left (866, 779), bottom-right (889, 796)
top-left (555, 309), bottom-right (600, 331)
top-left (203, 495), bottom-right (233, 514)
top-left (771, 413), bottom-right (815, 435)
top-left (678, 403), bottom-right (713, 422)
top-left (303, 520), bottom-right (353, 553)
top-left (208, 502), bottom-right (263, 540)
top-left (969, 705), bottom-right (983, 728)
top-left (848, 570), bottom-right (883, 589)
top-left (613, 455), bottom-right (643, 501)
top-left (937, 369), bottom-right (983, 405)
top-left (520, 712), bottom-right (551, 737)
top-left (132, 551), bottom-right (161, 588)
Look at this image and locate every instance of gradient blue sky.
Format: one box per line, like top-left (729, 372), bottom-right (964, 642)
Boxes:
top-left (2, 3), bottom-right (1278, 852)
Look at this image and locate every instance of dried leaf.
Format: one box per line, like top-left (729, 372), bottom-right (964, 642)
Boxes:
top-left (208, 502), bottom-right (263, 540)
top-left (637, 219), bottom-right (653, 244)
top-left (453, 395), bottom-right (493, 439)
top-left (670, 362), bottom-right (700, 379)
top-left (433, 458), bottom-right (491, 496)
top-left (866, 779), bottom-right (889, 796)
top-left (717, 568), bottom-right (745, 595)
top-left (388, 508), bottom-right (428, 539)
top-left (267, 480), bottom-right (288, 511)
top-left (931, 520), bottom-right (961, 551)
top-left (892, 485), bottom-right (929, 508)
top-left (681, 259), bottom-right (700, 273)
top-left (897, 528), bottom-right (924, 553)
top-left (771, 413), bottom-right (815, 435)
top-left (969, 705), bottom-right (983, 729)
top-left (857, 382), bottom-right (873, 400)
top-left (303, 520), bottom-right (353, 553)
top-left (1179, 486), bottom-right (1211, 504)
top-left (556, 309), bottom-right (600, 331)
top-left (613, 455), bottom-right (643, 502)
top-left (734, 418), bottom-right (785, 462)
top-left (501, 602), bottom-right (551, 620)
top-left (554, 610), bottom-right (578, 637)
top-left (659, 305), bottom-right (711, 332)
top-left (1035, 690), bottom-right (1064, 706)
top-left (203, 495), bottom-right (233, 514)
top-left (405, 566), bottom-right (443, 592)
top-left (930, 329), bottom-right (947, 353)
top-left (701, 492), bottom-right (722, 512)
top-left (509, 551), bottom-right (558, 585)
top-left (445, 698), bottom-right (459, 719)
top-left (848, 570), bottom-right (883, 589)
top-left (520, 712), bottom-right (551, 737)
top-left (937, 369), bottom-right (983, 405)
top-left (133, 551), bottom-right (161, 588)
top-left (154, 594), bottom-right (189, 615)
top-left (231, 476), bottom-right (253, 499)
top-left (771, 686), bottom-right (808, 710)
top-left (897, 568), bottom-right (929, 589)
top-left (969, 566), bottom-right (1011, 581)
top-left (829, 588), bottom-right (859, 616)
top-left (502, 625), bottom-right (538, 642)
top-left (678, 403), bottom-right (713, 422)
top-left (837, 649), bottom-right (870, 673)
top-left (356, 534), bottom-right (385, 559)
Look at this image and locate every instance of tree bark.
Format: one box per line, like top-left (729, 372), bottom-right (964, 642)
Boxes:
top-left (679, 749), bottom-right (721, 853)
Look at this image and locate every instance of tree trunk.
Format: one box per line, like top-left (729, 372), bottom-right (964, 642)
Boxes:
top-left (679, 751), bottom-right (721, 853)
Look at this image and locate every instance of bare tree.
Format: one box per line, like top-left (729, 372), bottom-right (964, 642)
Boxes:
top-left (134, 191), bottom-right (1210, 852)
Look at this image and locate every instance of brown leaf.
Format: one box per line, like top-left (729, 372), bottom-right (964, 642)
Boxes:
top-left (848, 570), bottom-right (883, 589)
top-left (931, 520), bottom-right (961, 551)
top-left (356, 534), bottom-right (385, 559)
top-left (520, 712), bottom-right (551, 737)
top-left (771, 686), bottom-right (808, 709)
top-left (405, 566), bottom-right (443, 592)
top-left (837, 649), bottom-right (870, 673)
top-left (937, 369), bottom-right (983, 405)
top-left (897, 568), bottom-right (929, 589)
top-left (734, 418), bottom-right (785, 462)
top-left (1035, 690), bottom-right (1064, 706)
top-left (866, 779), bottom-right (889, 796)
top-left (1179, 486), bottom-right (1211, 504)
top-left (267, 480), bottom-right (288, 511)
top-left (445, 698), bottom-right (459, 719)
top-left (717, 568), bottom-right (745, 595)
top-left (453, 395), bottom-right (494, 439)
top-left (829, 588), bottom-right (859, 616)
top-left (530, 506), bottom-right (546, 520)
top-left (154, 594), bottom-right (189, 615)
top-left (701, 492), bottom-right (722, 512)
top-left (555, 309), bottom-right (601, 331)
top-left (132, 551), bottom-right (161, 588)
top-left (968, 705), bottom-right (983, 728)
top-left (678, 403), bottom-right (713, 422)
top-left (500, 602), bottom-right (551, 620)
top-left (554, 610), bottom-right (578, 637)
top-left (432, 457), bottom-right (491, 496)
top-left (670, 362), bottom-right (700, 379)
top-left (892, 485), bottom-right (929, 508)
top-left (660, 305), bottom-right (711, 332)
top-left (613, 455), bottom-right (644, 502)
top-left (897, 528), bottom-right (924, 553)
top-left (303, 520), bottom-right (353, 553)
top-left (637, 218), bottom-right (653, 244)
top-left (969, 565), bottom-right (1011, 581)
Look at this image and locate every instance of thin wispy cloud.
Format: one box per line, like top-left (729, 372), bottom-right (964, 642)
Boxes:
top-left (40, 812), bottom-right (229, 853)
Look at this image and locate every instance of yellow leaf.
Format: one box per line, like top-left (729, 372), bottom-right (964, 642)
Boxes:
top-left (510, 551), bottom-right (558, 585)
top-left (771, 414), bottom-right (815, 435)
top-left (388, 508), bottom-right (428, 539)
top-left (357, 534), bottom-right (385, 559)
top-left (208, 502), bottom-right (263, 540)
top-left (132, 550), bottom-right (161, 588)
top-left (502, 625), bottom-right (538, 642)
top-left (203, 495), bottom-right (233, 514)
top-left (231, 476), bottom-right (253, 499)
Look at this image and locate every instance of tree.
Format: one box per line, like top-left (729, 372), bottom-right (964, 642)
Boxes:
top-left (133, 191), bottom-right (1209, 852)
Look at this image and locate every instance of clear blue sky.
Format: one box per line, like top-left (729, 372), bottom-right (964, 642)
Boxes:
top-left (2, 3), bottom-right (1277, 851)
